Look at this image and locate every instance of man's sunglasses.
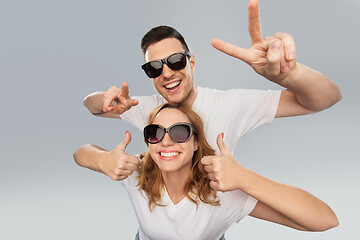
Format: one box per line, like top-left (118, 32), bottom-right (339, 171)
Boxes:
top-left (143, 122), bottom-right (195, 144)
top-left (141, 51), bottom-right (191, 78)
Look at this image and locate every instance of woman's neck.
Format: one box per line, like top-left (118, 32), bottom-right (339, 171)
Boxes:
top-left (162, 168), bottom-right (191, 205)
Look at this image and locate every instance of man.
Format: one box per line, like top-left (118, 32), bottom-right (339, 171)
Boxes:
top-left (74, 0), bottom-right (341, 180)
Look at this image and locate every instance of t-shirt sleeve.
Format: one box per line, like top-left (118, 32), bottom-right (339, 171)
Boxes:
top-left (192, 87), bottom-right (281, 154)
top-left (218, 88), bottom-right (281, 138)
top-left (120, 95), bottom-right (166, 130)
top-left (235, 195), bottom-right (258, 223)
top-left (241, 89), bottom-right (280, 136)
top-left (220, 190), bottom-right (258, 226)
top-left (120, 169), bottom-right (139, 190)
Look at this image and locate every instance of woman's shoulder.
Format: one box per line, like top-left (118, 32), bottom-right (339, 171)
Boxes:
top-left (120, 169), bottom-right (139, 187)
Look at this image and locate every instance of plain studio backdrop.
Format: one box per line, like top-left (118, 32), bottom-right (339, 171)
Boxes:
top-left (0, 0), bottom-right (359, 239)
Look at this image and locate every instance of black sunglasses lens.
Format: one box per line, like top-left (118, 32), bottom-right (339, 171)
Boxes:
top-left (142, 52), bottom-right (188, 78)
top-left (144, 125), bottom-right (164, 143)
top-left (167, 53), bottom-right (187, 71)
top-left (144, 61), bottom-right (163, 78)
top-left (169, 124), bottom-right (191, 143)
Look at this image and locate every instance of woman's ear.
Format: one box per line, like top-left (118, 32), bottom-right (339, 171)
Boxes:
top-left (194, 140), bottom-right (199, 152)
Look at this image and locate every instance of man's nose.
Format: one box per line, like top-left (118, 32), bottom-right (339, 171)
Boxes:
top-left (161, 63), bottom-right (175, 79)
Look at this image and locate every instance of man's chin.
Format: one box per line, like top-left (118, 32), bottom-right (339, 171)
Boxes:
top-left (166, 99), bottom-right (181, 106)
top-left (163, 94), bottom-right (183, 105)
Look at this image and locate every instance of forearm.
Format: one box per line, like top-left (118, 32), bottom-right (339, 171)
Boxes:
top-left (73, 144), bottom-right (108, 174)
top-left (83, 91), bottom-right (106, 114)
top-left (280, 63), bottom-right (342, 112)
top-left (240, 169), bottom-right (338, 231)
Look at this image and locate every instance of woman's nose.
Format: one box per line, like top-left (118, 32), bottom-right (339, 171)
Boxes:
top-left (160, 132), bottom-right (175, 146)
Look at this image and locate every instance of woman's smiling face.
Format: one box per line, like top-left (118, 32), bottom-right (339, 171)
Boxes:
top-left (148, 108), bottom-right (198, 175)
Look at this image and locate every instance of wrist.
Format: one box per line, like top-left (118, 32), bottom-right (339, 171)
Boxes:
top-left (234, 166), bottom-right (251, 190)
top-left (279, 62), bottom-right (301, 88)
top-left (96, 150), bottom-right (111, 173)
top-left (235, 167), bottom-right (260, 194)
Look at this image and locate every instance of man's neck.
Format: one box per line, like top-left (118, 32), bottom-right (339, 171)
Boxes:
top-left (181, 85), bottom-right (197, 107)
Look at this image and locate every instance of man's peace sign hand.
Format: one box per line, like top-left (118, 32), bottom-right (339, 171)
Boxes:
top-left (211, 0), bottom-right (297, 85)
top-left (102, 82), bottom-right (139, 114)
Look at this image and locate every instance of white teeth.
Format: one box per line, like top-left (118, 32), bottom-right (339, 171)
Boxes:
top-left (165, 81), bottom-right (181, 89)
top-left (160, 152), bottom-right (179, 157)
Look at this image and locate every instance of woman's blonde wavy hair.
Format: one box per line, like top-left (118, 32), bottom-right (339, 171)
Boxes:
top-left (137, 103), bottom-right (220, 211)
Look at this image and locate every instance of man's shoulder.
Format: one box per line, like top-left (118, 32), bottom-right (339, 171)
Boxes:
top-left (132, 94), bottom-right (167, 106)
top-left (133, 94), bottom-right (165, 101)
top-left (197, 86), bottom-right (255, 94)
top-left (197, 86), bottom-right (223, 93)
top-left (194, 86), bottom-right (279, 111)
top-left (197, 86), bottom-right (277, 97)
top-left (196, 86), bottom-right (251, 99)
top-left (196, 86), bottom-right (223, 99)
top-left (120, 94), bottom-right (166, 127)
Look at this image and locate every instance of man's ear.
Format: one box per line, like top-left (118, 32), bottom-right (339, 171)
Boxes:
top-left (190, 54), bottom-right (196, 71)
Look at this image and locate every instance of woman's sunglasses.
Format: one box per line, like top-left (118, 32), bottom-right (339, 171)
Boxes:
top-left (141, 51), bottom-right (191, 78)
top-left (143, 122), bottom-right (195, 144)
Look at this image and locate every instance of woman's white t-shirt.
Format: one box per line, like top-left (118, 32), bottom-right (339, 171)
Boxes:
top-left (119, 87), bottom-right (279, 238)
top-left (121, 171), bottom-right (258, 240)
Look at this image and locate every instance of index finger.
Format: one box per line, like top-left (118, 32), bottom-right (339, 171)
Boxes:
top-left (211, 38), bottom-right (248, 63)
top-left (120, 82), bottom-right (130, 98)
top-left (248, 0), bottom-right (263, 45)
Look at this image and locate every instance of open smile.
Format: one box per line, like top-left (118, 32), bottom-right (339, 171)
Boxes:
top-left (159, 151), bottom-right (180, 160)
top-left (164, 80), bottom-right (181, 90)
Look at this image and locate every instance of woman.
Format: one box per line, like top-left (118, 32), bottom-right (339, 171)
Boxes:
top-left (74, 104), bottom-right (338, 240)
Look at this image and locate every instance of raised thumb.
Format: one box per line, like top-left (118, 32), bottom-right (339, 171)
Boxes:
top-left (216, 133), bottom-right (229, 156)
top-left (117, 131), bottom-right (132, 151)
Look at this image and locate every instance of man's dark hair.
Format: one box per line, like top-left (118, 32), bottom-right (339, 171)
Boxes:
top-left (141, 25), bottom-right (190, 55)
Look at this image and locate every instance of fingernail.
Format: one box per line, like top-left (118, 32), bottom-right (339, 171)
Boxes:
top-left (272, 41), bottom-right (281, 50)
top-left (103, 108), bottom-right (107, 112)
top-left (221, 133), bottom-right (224, 138)
top-left (289, 52), bottom-right (294, 60)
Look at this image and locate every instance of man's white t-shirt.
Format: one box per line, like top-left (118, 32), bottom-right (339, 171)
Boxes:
top-left (121, 171), bottom-right (258, 240)
top-left (121, 86), bottom-right (281, 154)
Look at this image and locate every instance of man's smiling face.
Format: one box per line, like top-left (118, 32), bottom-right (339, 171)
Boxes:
top-left (144, 38), bottom-right (196, 106)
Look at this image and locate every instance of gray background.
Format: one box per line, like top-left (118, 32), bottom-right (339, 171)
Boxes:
top-left (1, 0), bottom-right (359, 239)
